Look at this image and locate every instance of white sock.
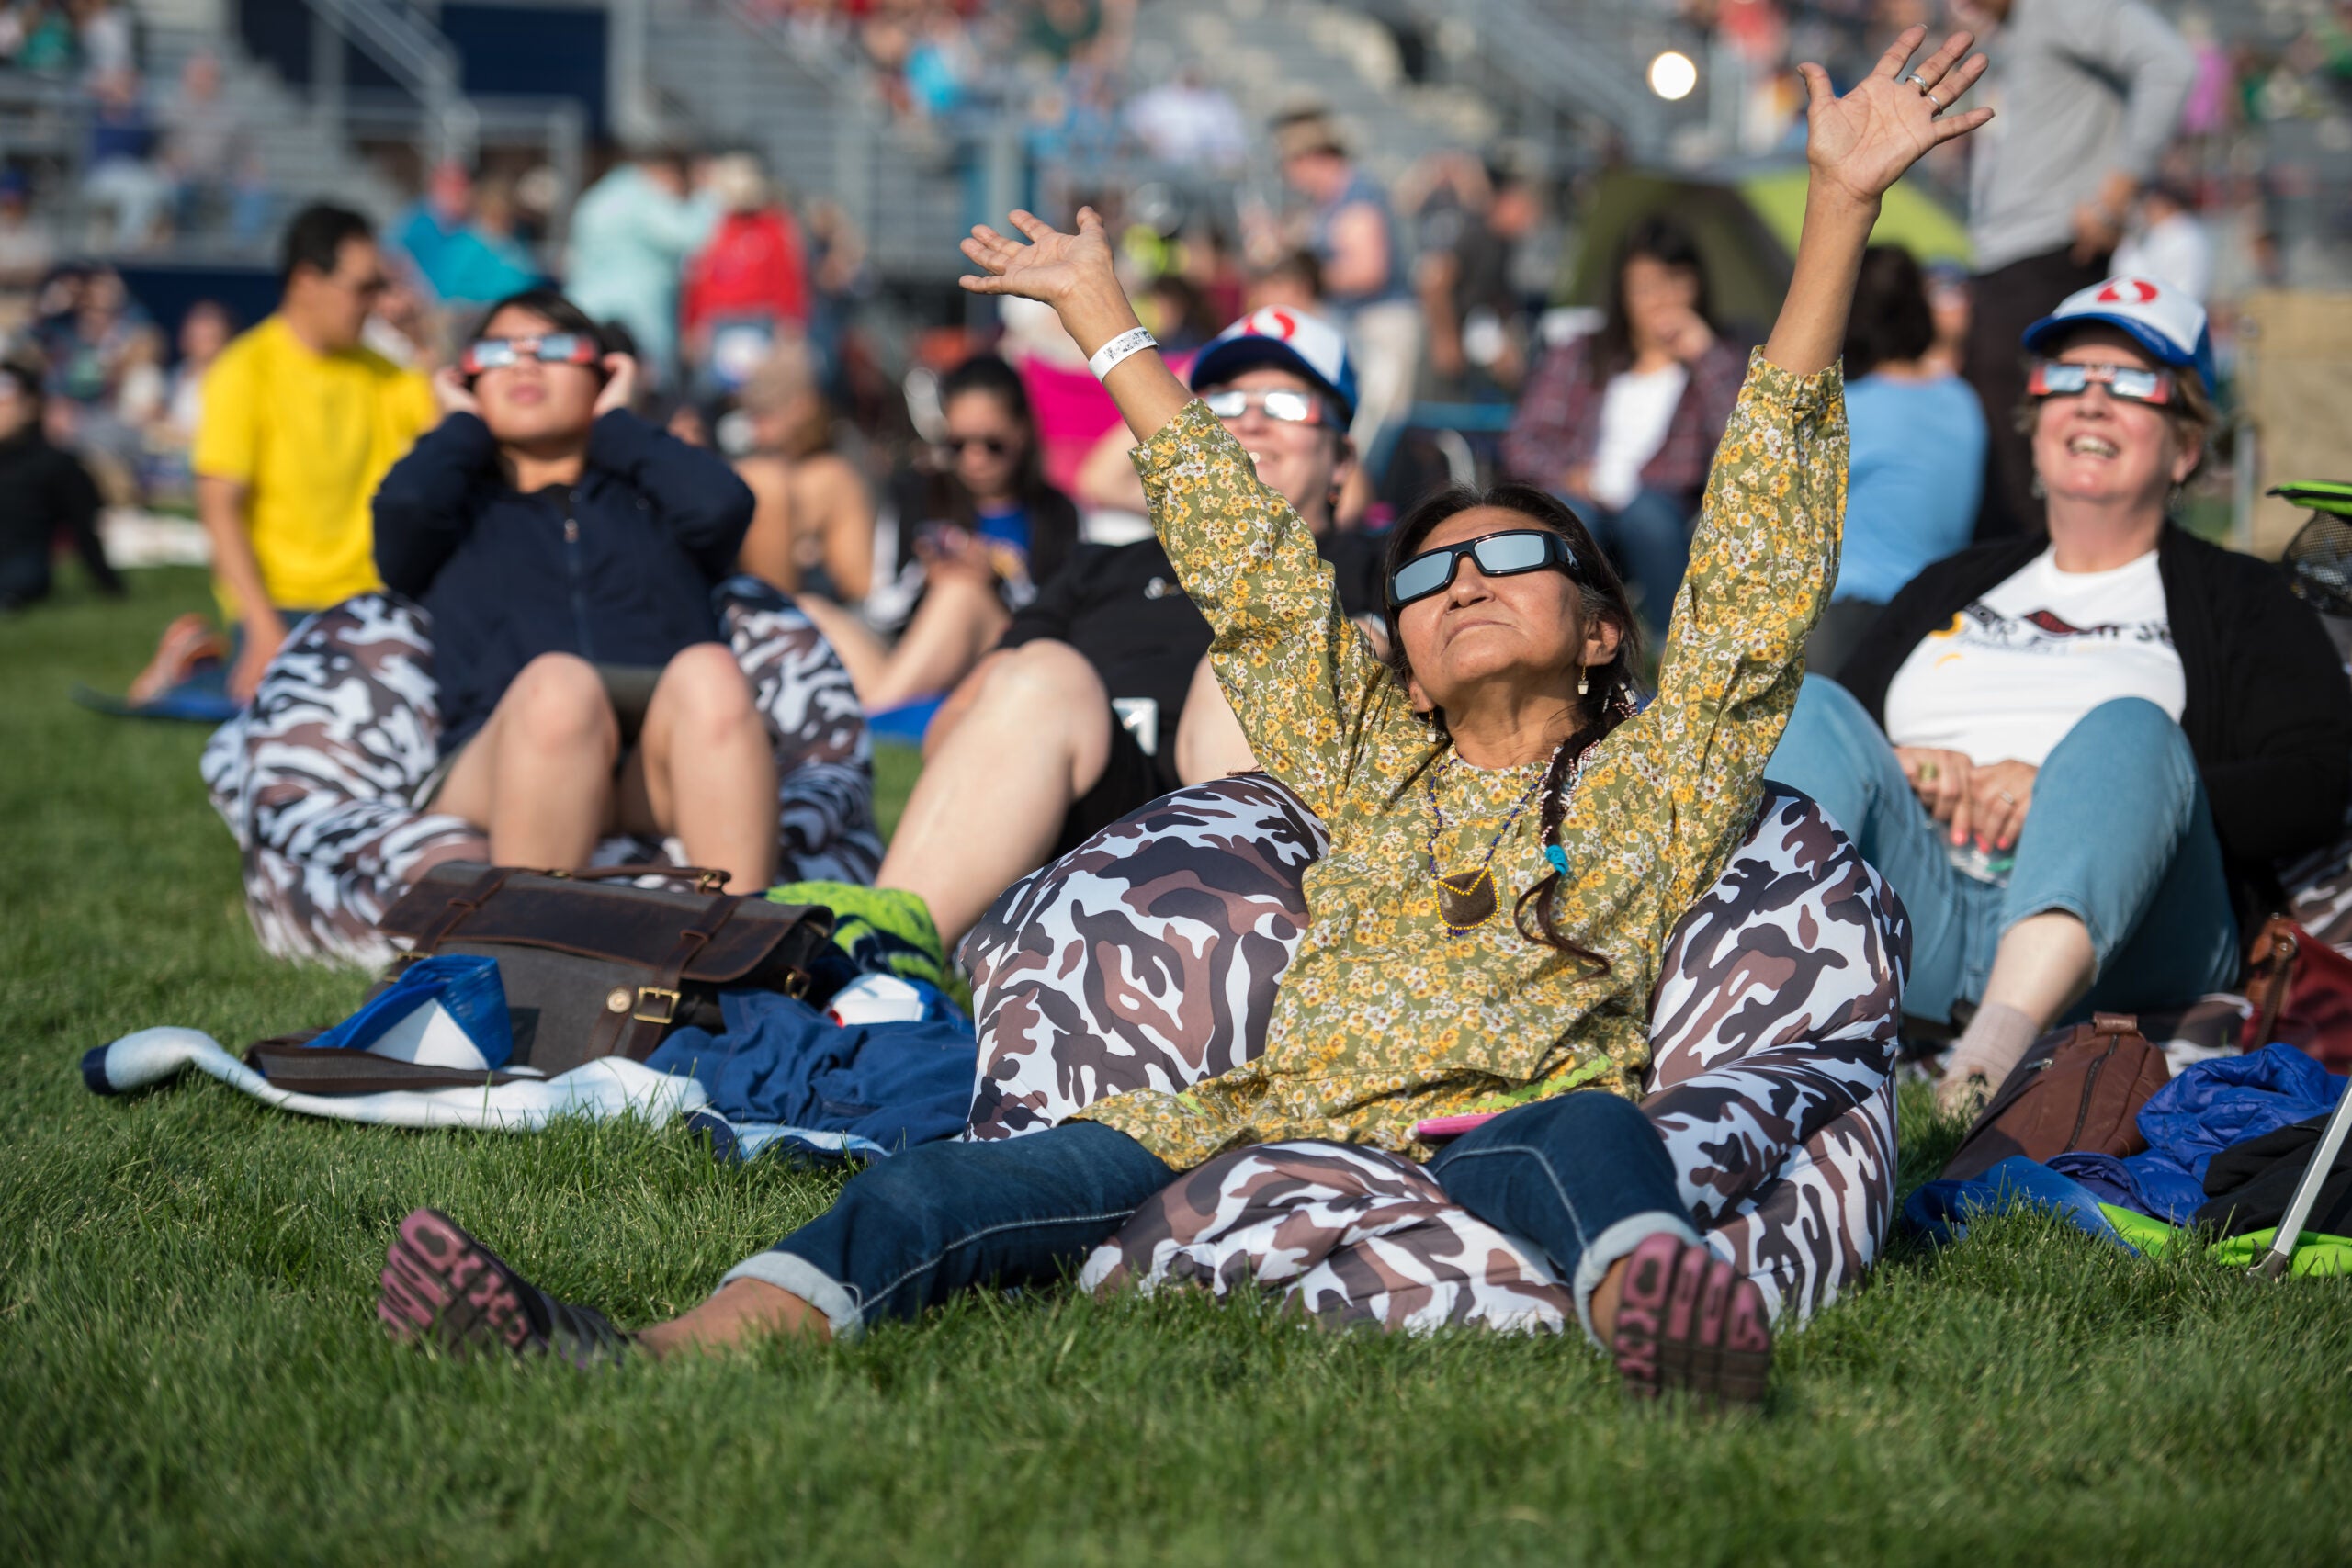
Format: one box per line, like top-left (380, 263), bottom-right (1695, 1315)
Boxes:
top-left (1942, 1001), bottom-right (2041, 1092)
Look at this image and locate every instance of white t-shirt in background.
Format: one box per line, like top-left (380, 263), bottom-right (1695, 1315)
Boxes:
top-left (1587, 362), bottom-right (1688, 510)
top-left (1883, 547), bottom-right (2185, 768)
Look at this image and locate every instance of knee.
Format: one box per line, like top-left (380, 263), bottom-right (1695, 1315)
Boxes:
top-left (501, 654), bottom-right (616, 754)
top-left (2055, 698), bottom-right (2194, 784)
top-left (661, 643), bottom-right (767, 740)
top-left (977, 640), bottom-right (1108, 718)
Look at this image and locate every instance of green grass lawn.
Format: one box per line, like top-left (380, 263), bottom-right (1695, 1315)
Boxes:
top-left (5, 570), bottom-right (2349, 1565)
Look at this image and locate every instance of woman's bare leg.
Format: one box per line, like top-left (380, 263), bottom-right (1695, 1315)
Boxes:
top-left (1938, 910), bottom-right (2095, 1111)
top-left (862, 573), bottom-right (1010, 710)
top-left (797, 595), bottom-right (890, 699)
top-left (876, 638), bottom-right (1113, 945)
top-left (434, 652), bottom-right (617, 870)
top-left (1172, 653), bottom-right (1257, 784)
top-left (621, 642), bottom-right (779, 893)
top-left (635, 1278), bottom-right (831, 1358)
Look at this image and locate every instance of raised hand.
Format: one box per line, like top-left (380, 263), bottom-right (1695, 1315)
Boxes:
top-left (592, 353), bottom-right (639, 419)
top-left (958, 208), bottom-right (1119, 312)
top-left (958, 204), bottom-right (1194, 444)
top-left (1801, 26), bottom-right (1993, 209)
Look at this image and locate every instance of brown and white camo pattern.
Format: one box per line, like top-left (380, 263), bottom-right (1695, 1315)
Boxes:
top-left (961, 775), bottom-right (1329, 1141)
top-left (965, 775), bottom-right (1908, 1330)
top-left (200, 586), bottom-right (883, 968)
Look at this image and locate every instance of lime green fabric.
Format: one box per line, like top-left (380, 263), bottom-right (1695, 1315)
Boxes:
top-left (766, 882), bottom-right (967, 1011)
top-left (2099, 1205), bottom-right (2352, 1277)
top-left (2269, 479), bottom-right (2352, 520)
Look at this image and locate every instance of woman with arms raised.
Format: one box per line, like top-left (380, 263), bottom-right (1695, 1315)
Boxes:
top-left (373, 31), bottom-right (1990, 1407)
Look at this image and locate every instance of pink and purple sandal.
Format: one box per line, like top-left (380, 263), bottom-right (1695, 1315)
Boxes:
top-left (1609, 1232), bottom-right (1771, 1409)
top-left (379, 1207), bottom-right (628, 1367)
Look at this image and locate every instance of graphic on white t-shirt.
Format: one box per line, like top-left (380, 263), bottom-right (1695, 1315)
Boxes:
top-left (1883, 547), bottom-right (2185, 768)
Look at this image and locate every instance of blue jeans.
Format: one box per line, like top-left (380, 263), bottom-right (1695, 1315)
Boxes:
top-left (1765, 676), bottom-right (2240, 1025)
top-left (723, 1093), bottom-right (1695, 1341)
top-left (1567, 487), bottom-right (1693, 644)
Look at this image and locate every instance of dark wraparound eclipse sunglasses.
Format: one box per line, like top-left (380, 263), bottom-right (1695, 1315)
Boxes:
top-left (1388, 528), bottom-right (1585, 608)
top-left (461, 333), bottom-right (602, 376)
top-left (2027, 359), bottom-right (2178, 407)
top-left (943, 434), bottom-right (1012, 457)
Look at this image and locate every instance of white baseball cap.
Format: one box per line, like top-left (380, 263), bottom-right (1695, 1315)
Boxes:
top-left (2022, 276), bottom-right (2216, 397)
top-left (1189, 306), bottom-right (1359, 424)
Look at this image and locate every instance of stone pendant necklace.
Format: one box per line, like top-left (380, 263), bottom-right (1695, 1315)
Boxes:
top-left (1424, 756), bottom-right (1549, 937)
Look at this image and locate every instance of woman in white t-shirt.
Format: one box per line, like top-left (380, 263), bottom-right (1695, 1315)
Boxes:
top-left (1769, 277), bottom-right (2352, 1110)
top-left (1501, 216), bottom-right (1745, 642)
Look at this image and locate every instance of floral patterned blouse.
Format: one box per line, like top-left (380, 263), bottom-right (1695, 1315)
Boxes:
top-left (1077, 353), bottom-right (1849, 1171)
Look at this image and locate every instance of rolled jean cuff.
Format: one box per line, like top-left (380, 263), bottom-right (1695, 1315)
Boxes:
top-left (1570, 1210), bottom-right (1703, 1348)
top-left (719, 1250), bottom-right (865, 1341)
top-left (2000, 892), bottom-right (2109, 974)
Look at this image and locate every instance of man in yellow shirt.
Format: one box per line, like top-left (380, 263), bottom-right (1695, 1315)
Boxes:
top-left (195, 203), bottom-right (436, 699)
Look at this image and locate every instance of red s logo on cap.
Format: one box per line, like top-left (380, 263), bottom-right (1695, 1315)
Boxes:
top-left (2096, 279), bottom-right (2161, 305)
top-left (1257, 309), bottom-right (1298, 341)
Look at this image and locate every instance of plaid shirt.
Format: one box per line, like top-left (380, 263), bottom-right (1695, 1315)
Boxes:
top-left (1501, 333), bottom-right (1747, 502)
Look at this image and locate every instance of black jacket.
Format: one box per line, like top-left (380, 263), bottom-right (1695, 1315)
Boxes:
top-left (0, 427), bottom-right (119, 607)
top-left (374, 411), bottom-right (755, 749)
top-left (1834, 525), bottom-right (2352, 912)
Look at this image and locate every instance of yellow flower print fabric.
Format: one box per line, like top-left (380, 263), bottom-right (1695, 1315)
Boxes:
top-left (1075, 352), bottom-right (1848, 1170)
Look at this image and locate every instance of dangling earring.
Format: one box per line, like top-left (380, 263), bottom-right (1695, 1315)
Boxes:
top-left (1577, 665), bottom-right (1589, 697)
top-left (2030, 474), bottom-right (2047, 500)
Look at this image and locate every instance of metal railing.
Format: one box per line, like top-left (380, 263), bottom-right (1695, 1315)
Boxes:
top-left (301, 0), bottom-right (476, 164)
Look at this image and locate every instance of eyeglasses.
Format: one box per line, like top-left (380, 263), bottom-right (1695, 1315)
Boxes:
top-left (1202, 388), bottom-right (1328, 426)
top-left (2027, 359), bottom-right (2178, 407)
top-left (943, 434), bottom-right (1012, 457)
top-left (461, 333), bottom-right (603, 376)
top-left (1388, 528), bottom-right (1584, 608)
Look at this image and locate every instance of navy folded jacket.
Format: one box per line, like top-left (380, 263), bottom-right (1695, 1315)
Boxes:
top-left (646, 990), bottom-right (978, 1158)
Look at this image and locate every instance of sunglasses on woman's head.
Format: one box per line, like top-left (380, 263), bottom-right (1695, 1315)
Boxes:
top-left (1388, 528), bottom-right (1584, 608)
top-left (2027, 359), bottom-right (2178, 407)
top-left (1202, 388), bottom-right (1328, 426)
top-left (461, 333), bottom-right (602, 376)
top-left (943, 434), bottom-right (1012, 457)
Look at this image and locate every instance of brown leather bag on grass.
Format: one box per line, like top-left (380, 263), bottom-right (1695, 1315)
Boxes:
top-left (1940, 1013), bottom-right (2171, 1182)
top-left (247, 863), bottom-right (833, 1094)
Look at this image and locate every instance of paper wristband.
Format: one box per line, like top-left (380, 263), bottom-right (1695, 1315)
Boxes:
top-left (1087, 327), bottom-right (1159, 380)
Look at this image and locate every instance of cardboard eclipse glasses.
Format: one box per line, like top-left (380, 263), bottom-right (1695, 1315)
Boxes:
top-left (460, 333), bottom-right (604, 378)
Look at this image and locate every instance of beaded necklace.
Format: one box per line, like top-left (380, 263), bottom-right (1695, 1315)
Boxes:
top-left (1423, 743), bottom-right (1595, 936)
top-left (1423, 755), bottom-right (1549, 936)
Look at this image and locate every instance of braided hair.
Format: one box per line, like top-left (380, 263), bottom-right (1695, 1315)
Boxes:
top-left (1381, 482), bottom-right (1645, 964)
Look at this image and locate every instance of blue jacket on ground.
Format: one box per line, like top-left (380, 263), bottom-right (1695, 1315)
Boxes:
top-left (372, 409), bottom-right (755, 749)
top-left (2050, 1044), bottom-right (2346, 1222)
top-left (646, 990), bottom-right (978, 1160)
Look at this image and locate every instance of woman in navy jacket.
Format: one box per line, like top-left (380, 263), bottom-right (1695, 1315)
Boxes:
top-left (373, 288), bottom-right (770, 890)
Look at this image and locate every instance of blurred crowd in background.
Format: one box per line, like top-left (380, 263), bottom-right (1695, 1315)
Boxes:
top-left (3, 0), bottom-right (2350, 615)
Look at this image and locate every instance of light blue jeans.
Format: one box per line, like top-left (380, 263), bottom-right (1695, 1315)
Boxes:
top-left (1765, 677), bottom-right (2241, 1025)
top-left (1565, 487), bottom-right (1693, 645)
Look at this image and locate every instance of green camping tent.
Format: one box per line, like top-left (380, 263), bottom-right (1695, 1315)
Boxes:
top-left (1556, 164), bottom-right (1972, 333)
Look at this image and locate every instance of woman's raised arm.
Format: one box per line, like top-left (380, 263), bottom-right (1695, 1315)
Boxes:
top-left (958, 209), bottom-right (1191, 445)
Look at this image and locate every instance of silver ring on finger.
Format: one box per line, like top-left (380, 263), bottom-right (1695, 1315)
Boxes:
top-left (1905, 72), bottom-right (1933, 93)
top-left (1923, 87), bottom-right (1947, 113)
top-left (1997, 790), bottom-right (2016, 805)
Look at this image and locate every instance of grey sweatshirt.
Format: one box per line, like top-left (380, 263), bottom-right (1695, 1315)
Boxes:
top-left (1968, 0), bottom-right (2194, 274)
